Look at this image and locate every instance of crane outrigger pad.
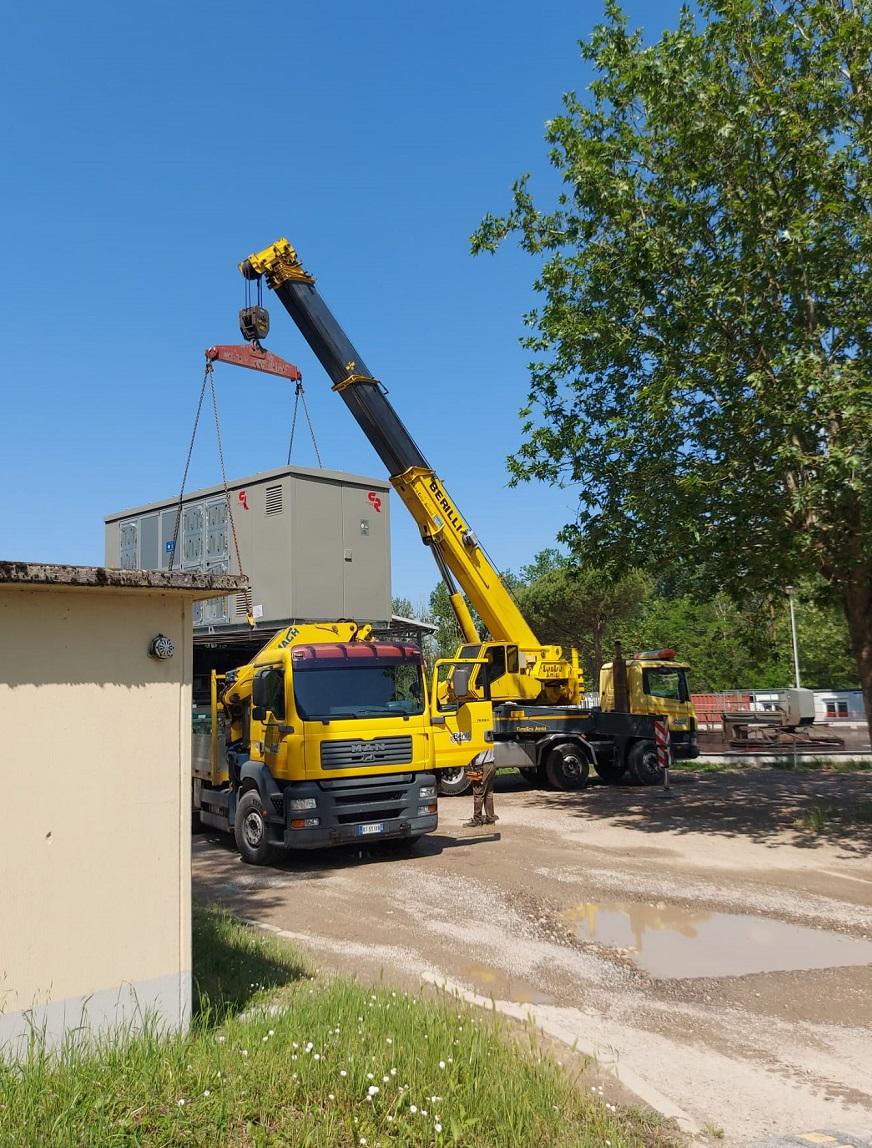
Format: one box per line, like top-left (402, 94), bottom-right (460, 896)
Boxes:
top-left (205, 344), bottom-right (302, 381)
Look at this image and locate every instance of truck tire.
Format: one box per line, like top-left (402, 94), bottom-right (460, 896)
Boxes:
top-left (518, 767), bottom-right (540, 787)
top-left (593, 759), bottom-right (628, 784)
top-left (234, 789), bottom-right (275, 866)
top-left (437, 767), bottom-right (471, 797)
top-left (628, 740), bottom-right (664, 786)
top-left (544, 742), bottom-right (589, 791)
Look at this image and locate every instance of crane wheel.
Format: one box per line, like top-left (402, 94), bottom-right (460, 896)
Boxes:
top-left (544, 743), bottom-right (590, 791)
top-left (234, 789), bottom-right (276, 866)
top-left (628, 740), bottom-right (664, 786)
top-left (517, 767), bottom-right (540, 788)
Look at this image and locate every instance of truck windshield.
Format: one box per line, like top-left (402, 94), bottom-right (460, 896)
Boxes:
top-left (642, 667), bottom-right (690, 702)
top-left (293, 661), bottom-right (426, 721)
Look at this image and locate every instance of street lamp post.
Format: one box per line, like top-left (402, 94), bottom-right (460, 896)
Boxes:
top-left (785, 585), bottom-right (801, 688)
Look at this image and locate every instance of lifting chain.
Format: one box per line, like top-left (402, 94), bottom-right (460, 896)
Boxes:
top-left (287, 379), bottom-right (324, 468)
top-left (170, 361), bottom-right (255, 626)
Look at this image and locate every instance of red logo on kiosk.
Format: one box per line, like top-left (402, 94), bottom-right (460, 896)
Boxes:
top-left (238, 490), bottom-right (250, 510)
top-left (367, 491), bottom-right (382, 513)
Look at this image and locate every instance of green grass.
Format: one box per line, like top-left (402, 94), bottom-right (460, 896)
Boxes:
top-left (793, 799), bottom-right (872, 834)
top-left (670, 759), bottom-right (732, 773)
top-left (771, 757), bottom-right (872, 773)
top-left (192, 902), bottom-right (311, 1016)
top-left (673, 757), bottom-right (871, 774)
top-left (0, 906), bottom-right (678, 1148)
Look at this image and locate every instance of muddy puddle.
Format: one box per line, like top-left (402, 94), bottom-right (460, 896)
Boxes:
top-left (464, 963), bottom-right (553, 1004)
top-left (560, 901), bottom-right (872, 979)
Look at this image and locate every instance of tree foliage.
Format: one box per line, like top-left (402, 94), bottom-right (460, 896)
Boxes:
top-left (473, 0), bottom-right (872, 731)
top-left (627, 584), bottom-right (858, 690)
top-left (516, 556), bottom-right (651, 680)
top-left (409, 558), bottom-right (858, 692)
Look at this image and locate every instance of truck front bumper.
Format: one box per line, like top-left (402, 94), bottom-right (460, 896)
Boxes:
top-left (279, 772), bottom-right (438, 851)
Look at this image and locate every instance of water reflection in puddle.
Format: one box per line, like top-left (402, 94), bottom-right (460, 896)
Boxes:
top-left (464, 964), bottom-right (553, 1004)
top-left (560, 901), bottom-right (872, 979)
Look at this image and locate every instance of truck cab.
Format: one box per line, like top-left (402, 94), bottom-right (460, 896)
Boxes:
top-left (193, 624), bottom-right (440, 862)
top-left (599, 648), bottom-right (699, 760)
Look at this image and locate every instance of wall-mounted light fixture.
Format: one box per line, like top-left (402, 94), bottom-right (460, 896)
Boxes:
top-left (149, 634), bottom-right (176, 660)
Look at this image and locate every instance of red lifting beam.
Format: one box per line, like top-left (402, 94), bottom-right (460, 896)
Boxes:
top-left (205, 344), bottom-right (302, 381)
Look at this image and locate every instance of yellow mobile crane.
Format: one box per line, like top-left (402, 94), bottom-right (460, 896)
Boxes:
top-left (237, 239), bottom-right (699, 793)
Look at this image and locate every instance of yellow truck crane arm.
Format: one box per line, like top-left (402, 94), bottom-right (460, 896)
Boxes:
top-left (240, 239), bottom-right (579, 703)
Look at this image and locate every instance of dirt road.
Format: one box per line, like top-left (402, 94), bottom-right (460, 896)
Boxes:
top-left (192, 769), bottom-right (872, 1146)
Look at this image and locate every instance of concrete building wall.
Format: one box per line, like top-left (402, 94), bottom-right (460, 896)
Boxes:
top-left (0, 567), bottom-right (244, 1057)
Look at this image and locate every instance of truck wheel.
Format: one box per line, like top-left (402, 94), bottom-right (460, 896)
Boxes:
top-left (544, 743), bottom-right (590, 791)
top-left (437, 767), bottom-right (471, 797)
top-left (593, 759), bottom-right (628, 784)
top-left (234, 789), bottom-right (275, 866)
top-left (628, 740), bottom-right (664, 785)
top-left (518, 767), bottom-right (540, 787)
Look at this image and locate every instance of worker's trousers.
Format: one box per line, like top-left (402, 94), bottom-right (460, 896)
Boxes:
top-left (472, 757), bottom-right (496, 822)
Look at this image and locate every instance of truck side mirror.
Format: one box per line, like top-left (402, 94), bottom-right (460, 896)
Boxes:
top-left (252, 665), bottom-right (285, 720)
top-left (252, 671), bottom-right (270, 711)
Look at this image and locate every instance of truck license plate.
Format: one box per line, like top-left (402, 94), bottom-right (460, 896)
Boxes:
top-left (357, 822), bottom-right (385, 836)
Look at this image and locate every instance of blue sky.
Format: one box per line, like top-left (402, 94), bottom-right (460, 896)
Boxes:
top-left (1, 0), bottom-right (683, 607)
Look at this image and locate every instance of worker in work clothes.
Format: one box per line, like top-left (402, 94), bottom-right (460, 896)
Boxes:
top-left (464, 750), bottom-right (498, 827)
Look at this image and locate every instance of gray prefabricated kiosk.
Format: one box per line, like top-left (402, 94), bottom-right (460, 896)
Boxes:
top-left (105, 464), bottom-right (391, 665)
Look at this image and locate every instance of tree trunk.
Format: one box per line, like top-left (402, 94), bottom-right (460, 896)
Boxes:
top-left (592, 628), bottom-right (604, 689)
top-left (841, 578), bottom-right (872, 747)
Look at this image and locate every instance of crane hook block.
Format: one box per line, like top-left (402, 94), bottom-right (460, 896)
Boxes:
top-left (239, 306), bottom-right (270, 344)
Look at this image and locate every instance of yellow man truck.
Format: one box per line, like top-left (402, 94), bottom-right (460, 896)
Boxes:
top-left (234, 238), bottom-right (698, 795)
top-left (193, 620), bottom-right (444, 864)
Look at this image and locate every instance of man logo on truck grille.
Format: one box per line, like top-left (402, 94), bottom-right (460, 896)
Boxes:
top-left (353, 741), bottom-right (387, 760)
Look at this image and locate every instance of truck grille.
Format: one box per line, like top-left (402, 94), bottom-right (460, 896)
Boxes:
top-left (337, 807), bottom-right (403, 825)
top-left (320, 736), bottom-right (413, 770)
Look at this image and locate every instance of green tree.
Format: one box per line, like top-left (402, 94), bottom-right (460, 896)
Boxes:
top-left (391, 596), bottom-right (415, 620)
top-left (517, 560), bottom-right (651, 682)
top-left (518, 547), bottom-right (571, 583)
top-left (426, 580), bottom-right (485, 660)
top-left (473, 0), bottom-right (872, 738)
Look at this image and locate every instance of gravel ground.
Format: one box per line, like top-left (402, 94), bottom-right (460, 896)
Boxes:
top-left (192, 768), bottom-right (872, 1146)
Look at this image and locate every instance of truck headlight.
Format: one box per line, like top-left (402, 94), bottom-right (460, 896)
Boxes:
top-left (288, 797), bottom-right (317, 811)
top-left (419, 785), bottom-right (437, 799)
top-left (418, 803), bottom-right (438, 816)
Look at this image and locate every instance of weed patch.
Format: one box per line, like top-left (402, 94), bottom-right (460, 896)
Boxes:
top-left (0, 905), bottom-right (679, 1147)
top-left (794, 800), bottom-right (872, 834)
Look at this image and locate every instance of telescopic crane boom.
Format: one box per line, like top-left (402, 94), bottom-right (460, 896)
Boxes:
top-left (240, 239), bottom-right (578, 705)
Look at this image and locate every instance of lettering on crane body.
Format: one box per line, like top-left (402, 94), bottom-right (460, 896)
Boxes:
top-left (428, 479), bottom-right (466, 533)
